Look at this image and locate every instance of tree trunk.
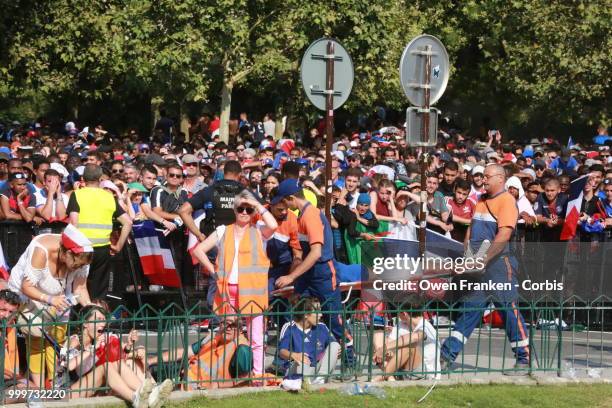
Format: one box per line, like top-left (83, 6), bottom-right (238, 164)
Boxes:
top-left (151, 96), bottom-right (163, 136)
top-left (178, 100), bottom-right (191, 142)
top-left (274, 104), bottom-right (285, 140)
top-left (220, 79), bottom-right (233, 143)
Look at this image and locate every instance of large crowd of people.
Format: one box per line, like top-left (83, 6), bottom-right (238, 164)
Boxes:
top-left (1, 114), bottom-right (611, 403)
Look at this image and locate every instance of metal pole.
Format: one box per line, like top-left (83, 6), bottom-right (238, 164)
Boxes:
top-left (324, 40), bottom-right (335, 221)
top-left (418, 45), bottom-right (433, 257)
top-left (418, 152), bottom-right (427, 256)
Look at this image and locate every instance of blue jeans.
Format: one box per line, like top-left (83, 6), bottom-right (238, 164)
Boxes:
top-left (441, 256), bottom-right (530, 364)
top-left (295, 260), bottom-right (346, 342)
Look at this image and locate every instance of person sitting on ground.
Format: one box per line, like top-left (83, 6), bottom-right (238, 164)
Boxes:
top-left (57, 302), bottom-right (173, 408)
top-left (373, 303), bottom-right (441, 381)
top-left (1, 289), bottom-right (27, 404)
top-left (181, 316), bottom-right (253, 390)
top-left (278, 297), bottom-right (340, 385)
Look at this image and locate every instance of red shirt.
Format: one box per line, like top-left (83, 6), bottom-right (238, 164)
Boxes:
top-left (447, 198), bottom-right (475, 220)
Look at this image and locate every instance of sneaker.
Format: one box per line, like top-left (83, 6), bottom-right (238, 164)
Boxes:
top-left (281, 376), bottom-right (302, 391)
top-left (440, 357), bottom-right (453, 372)
top-left (503, 362), bottom-right (530, 376)
top-left (310, 376), bottom-right (326, 385)
top-left (148, 379), bottom-right (173, 408)
top-left (133, 377), bottom-right (154, 408)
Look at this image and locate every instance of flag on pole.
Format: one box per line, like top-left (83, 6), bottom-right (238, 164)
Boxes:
top-left (560, 175), bottom-right (589, 241)
top-left (133, 220), bottom-right (181, 287)
top-left (187, 210), bottom-right (206, 265)
top-left (0, 241), bottom-right (9, 281)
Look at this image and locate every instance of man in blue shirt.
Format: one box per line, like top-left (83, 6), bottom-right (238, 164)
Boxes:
top-left (549, 148), bottom-right (578, 176)
top-left (593, 125), bottom-right (611, 145)
top-left (278, 297), bottom-right (340, 383)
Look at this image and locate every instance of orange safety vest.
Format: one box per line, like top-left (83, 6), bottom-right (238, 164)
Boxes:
top-left (2, 327), bottom-right (19, 378)
top-left (184, 336), bottom-right (237, 390)
top-left (214, 224), bottom-right (270, 314)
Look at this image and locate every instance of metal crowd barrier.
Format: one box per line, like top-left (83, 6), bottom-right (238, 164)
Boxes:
top-left (0, 220), bottom-right (34, 268)
top-left (1, 297), bottom-right (610, 403)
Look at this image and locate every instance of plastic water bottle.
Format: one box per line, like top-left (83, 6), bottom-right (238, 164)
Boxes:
top-left (363, 384), bottom-right (387, 399)
top-left (561, 361), bottom-right (576, 379)
top-left (587, 368), bottom-right (602, 378)
top-left (339, 383), bottom-right (364, 396)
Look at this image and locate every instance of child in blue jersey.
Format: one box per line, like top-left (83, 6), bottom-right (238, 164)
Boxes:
top-left (278, 297), bottom-right (340, 384)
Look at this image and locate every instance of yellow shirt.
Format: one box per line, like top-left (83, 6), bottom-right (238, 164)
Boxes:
top-left (290, 188), bottom-right (318, 216)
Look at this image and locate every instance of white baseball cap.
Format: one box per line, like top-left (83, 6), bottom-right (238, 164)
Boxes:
top-left (472, 165), bottom-right (485, 175)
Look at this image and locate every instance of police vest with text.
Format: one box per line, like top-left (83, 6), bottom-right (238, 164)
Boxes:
top-left (200, 182), bottom-right (243, 236)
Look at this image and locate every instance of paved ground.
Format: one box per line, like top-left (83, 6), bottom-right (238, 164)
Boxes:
top-left (133, 323), bottom-right (612, 379)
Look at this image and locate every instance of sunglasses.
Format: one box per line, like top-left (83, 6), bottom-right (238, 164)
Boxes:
top-left (236, 206), bottom-right (255, 215)
top-left (112, 168), bottom-right (124, 173)
top-left (167, 173), bottom-right (183, 179)
top-left (184, 162), bottom-right (198, 167)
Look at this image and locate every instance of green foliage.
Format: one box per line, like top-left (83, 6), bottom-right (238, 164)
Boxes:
top-left (0, 0), bottom-right (609, 131)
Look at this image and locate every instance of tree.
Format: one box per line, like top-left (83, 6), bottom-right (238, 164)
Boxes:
top-left (418, 0), bottom-right (611, 132)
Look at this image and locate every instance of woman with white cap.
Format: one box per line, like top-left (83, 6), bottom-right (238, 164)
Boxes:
top-left (8, 224), bottom-right (94, 387)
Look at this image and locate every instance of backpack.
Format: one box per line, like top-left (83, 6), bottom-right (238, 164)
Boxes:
top-left (200, 182), bottom-right (244, 236)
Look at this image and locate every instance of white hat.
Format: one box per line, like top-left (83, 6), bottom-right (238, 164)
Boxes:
top-left (332, 151), bottom-right (345, 162)
top-left (50, 162), bottom-right (69, 182)
top-left (463, 163), bottom-right (473, 172)
top-left (521, 168), bottom-right (536, 180)
top-left (61, 224), bottom-right (93, 254)
top-left (472, 165), bottom-right (485, 175)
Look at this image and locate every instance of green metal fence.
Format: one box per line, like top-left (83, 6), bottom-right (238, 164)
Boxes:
top-left (1, 296), bottom-right (610, 403)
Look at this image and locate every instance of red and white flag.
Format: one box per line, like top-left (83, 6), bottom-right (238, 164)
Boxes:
top-left (560, 175), bottom-right (589, 241)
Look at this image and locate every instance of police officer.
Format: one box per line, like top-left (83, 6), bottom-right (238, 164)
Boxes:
top-left (440, 164), bottom-right (530, 374)
top-left (178, 160), bottom-right (249, 306)
top-left (67, 164), bottom-right (133, 299)
top-left (272, 179), bottom-right (347, 347)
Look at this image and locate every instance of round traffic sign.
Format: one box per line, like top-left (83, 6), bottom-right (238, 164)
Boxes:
top-left (300, 38), bottom-right (354, 111)
top-left (399, 34), bottom-right (450, 107)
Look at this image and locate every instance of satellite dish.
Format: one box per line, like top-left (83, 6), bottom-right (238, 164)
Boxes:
top-left (399, 35), bottom-right (450, 107)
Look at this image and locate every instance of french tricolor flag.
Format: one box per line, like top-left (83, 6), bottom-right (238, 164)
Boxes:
top-left (0, 241), bottom-right (9, 281)
top-left (560, 175), bottom-right (589, 241)
top-left (133, 220), bottom-right (181, 287)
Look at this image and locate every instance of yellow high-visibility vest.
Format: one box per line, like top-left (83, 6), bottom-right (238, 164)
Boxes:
top-left (74, 187), bottom-right (115, 247)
